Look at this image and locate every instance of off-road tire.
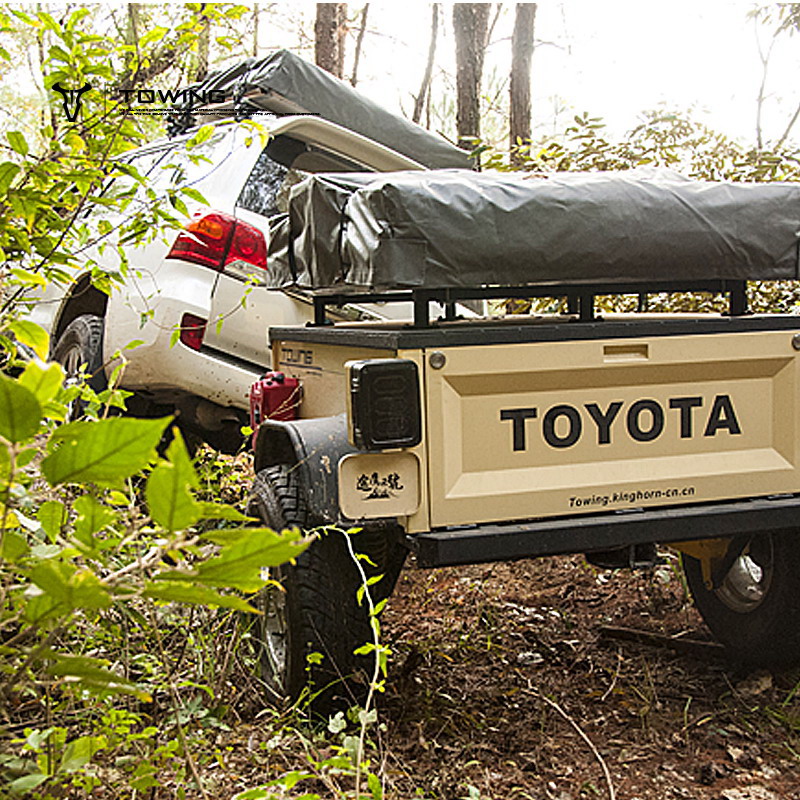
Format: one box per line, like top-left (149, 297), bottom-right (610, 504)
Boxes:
top-left (51, 314), bottom-right (106, 393)
top-left (249, 464), bottom-right (406, 715)
top-left (683, 529), bottom-right (800, 666)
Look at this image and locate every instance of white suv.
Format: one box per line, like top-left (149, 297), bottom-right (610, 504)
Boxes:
top-left (28, 115), bottom-right (424, 450)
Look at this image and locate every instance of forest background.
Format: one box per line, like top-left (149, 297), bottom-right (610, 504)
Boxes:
top-left (3, 4), bottom-right (800, 800)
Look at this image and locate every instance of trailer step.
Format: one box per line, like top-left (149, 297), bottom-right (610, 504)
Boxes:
top-left (409, 495), bottom-right (800, 568)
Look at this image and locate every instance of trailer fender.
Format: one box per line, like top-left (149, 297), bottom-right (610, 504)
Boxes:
top-left (254, 414), bottom-right (357, 526)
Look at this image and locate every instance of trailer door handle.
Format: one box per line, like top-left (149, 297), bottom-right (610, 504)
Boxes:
top-left (603, 343), bottom-right (649, 361)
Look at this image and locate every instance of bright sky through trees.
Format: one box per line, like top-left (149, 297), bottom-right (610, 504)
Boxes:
top-left (7, 2), bottom-right (800, 150)
top-left (268, 1), bottom-right (800, 149)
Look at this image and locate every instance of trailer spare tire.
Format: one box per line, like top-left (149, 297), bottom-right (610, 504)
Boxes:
top-left (682, 530), bottom-right (800, 666)
top-left (248, 464), bottom-right (406, 715)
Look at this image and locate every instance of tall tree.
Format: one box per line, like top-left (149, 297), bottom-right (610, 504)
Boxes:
top-left (350, 4), bottom-right (369, 86)
top-left (413, 4), bottom-right (439, 125)
top-left (453, 3), bottom-right (490, 150)
top-left (509, 3), bottom-right (536, 163)
top-left (315, 3), bottom-right (348, 78)
top-left (253, 3), bottom-right (260, 57)
top-left (195, 9), bottom-right (211, 81)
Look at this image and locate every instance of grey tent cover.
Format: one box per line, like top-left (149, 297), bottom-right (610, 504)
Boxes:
top-left (175, 50), bottom-right (471, 171)
top-left (266, 169), bottom-right (800, 291)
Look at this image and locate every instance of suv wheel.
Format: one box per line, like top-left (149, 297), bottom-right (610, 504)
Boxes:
top-left (51, 314), bottom-right (106, 417)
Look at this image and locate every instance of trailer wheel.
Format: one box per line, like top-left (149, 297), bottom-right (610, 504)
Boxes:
top-left (248, 464), bottom-right (406, 714)
top-left (682, 530), bottom-right (800, 666)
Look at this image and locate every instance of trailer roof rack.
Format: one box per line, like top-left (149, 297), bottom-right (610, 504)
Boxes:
top-left (310, 280), bottom-right (750, 328)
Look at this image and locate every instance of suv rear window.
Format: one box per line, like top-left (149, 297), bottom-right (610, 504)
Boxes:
top-left (237, 134), bottom-right (368, 218)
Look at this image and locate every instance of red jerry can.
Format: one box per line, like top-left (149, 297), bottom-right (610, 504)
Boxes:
top-left (249, 371), bottom-right (301, 447)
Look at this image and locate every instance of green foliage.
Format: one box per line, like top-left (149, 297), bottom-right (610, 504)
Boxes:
top-left (485, 109), bottom-right (800, 315)
top-left (0, 9), bottom-right (306, 797)
top-left (0, 372), bottom-right (310, 795)
top-left (42, 417), bottom-right (170, 487)
top-left (494, 109), bottom-right (800, 181)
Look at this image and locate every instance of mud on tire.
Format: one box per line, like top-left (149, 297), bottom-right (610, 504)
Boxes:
top-left (248, 464), bottom-right (406, 715)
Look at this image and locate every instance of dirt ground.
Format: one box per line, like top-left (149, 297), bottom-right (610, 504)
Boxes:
top-left (375, 552), bottom-right (800, 800)
top-left (212, 548), bottom-right (800, 800)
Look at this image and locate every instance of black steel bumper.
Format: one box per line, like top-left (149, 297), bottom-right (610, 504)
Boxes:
top-left (409, 495), bottom-right (800, 568)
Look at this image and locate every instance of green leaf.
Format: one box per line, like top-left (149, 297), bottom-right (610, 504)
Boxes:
top-left (180, 186), bottom-right (208, 205)
top-left (145, 432), bottom-right (200, 532)
top-left (41, 416), bottom-right (170, 487)
top-left (19, 362), bottom-right (63, 405)
top-left (168, 193), bottom-right (188, 216)
top-left (23, 592), bottom-right (62, 626)
top-left (59, 735), bottom-right (106, 773)
top-left (73, 495), bottom-right (115, 547)
top-left (47, 654), bottom-right (149, 699)
top-left (62, 131), bottom-right (85, 153)
top-left (1, 530), bottom-right (28, 562)
top-left (10, 267), bottom-right (47, 288)
top-left (138, 26), bottom-right (168, 48)
top-left (0, 373), bottom-right (42, 443)
top-left (30, 561), bottom-right (111, 611)
top-left (187, 124), bottom-right (214, 148)
top-left (143, 581), bottom-right (256, 611)
top-left (367, 772), bottom-right (383, 800)
top-left (157, 527), bottom-right (309, 592)
top-left (233, 790), bottom-right (271, 800)
top-left (37, 500), bottom-right (66, 543)
top-left (200, 528), bottom-right (253, 545)
top-left (0, 161), bottom-right (20, 194)
top-left (7, 774), bottom-right (49, 795)
top-left (6, 130), bottom-right (28, 156)
top-left (129, 762), bottom-right (159, 792)
top-left (266, 771), bottom-right (314, 791)
top-left (106, 490), bottom-right (129, 506)
top-left (0, 444), bottom-right (10, 484)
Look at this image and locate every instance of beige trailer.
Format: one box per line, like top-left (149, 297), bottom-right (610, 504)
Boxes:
top-left (249, 290), bottom-right (800, 712)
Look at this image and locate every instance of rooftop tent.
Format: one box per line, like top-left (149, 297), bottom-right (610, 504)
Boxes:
top-left (170, 50), bottom-right (473, 171)
top-left (266, 169), bottom-right (800, 291)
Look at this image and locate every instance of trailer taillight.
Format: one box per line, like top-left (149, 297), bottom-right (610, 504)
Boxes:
top-left (167, 211), bottom-right (267, 271)
top-left (346, 359), bottom-right (421, 451)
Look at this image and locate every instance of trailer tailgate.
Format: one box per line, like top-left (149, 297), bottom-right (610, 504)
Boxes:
top-left (424, 329), bottom-right (800, 528)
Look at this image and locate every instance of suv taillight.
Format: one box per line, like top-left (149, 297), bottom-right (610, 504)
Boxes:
top-left (167, 211), bottom-right (267, 271)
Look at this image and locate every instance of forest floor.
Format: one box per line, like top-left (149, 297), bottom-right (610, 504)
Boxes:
top-left (208, 546), bottom-right (800, 800)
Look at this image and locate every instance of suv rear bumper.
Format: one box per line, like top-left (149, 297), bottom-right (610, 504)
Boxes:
top-left (410, 494), bottom-right (800, 567)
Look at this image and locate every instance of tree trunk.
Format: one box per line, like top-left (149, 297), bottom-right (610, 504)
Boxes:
top-left (195, 11), bottom-right (210, 82)
top-left (315, 3), bottom-right (348, 78)
top-left (253, 3), bottom-right (260, 57)
top-left (350, 4), bottom-right (369, 86)
top-left (413, 4), bottom-right (439, 124)
top-left (453, 3), bottom-right (490, 150)
top-left (509, 3), bottom-right (536, 164)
